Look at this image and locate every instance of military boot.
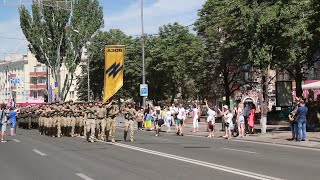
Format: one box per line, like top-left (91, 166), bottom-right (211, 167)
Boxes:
top-left (105, 131), bottom-right (110, 142)
top-left (86, 132), bottom-right (90, 142)
top-left (124, 130), bottom-right (128, 141)
top-left (68, 127), bottom-right (72, 137)
top-left (53, 127), bottom-right (57, 137)
top-left (39, 126), bottom-right (43, 135)
top-left (80, 127), bottom-right (84, 136)
top-left (43, 127), bottom-right (47, 135)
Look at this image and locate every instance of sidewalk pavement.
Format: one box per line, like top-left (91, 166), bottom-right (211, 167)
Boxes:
top-left (177, 121), bottom-right (320, 149)
top-left (116, 115), bottom-right (320, 149)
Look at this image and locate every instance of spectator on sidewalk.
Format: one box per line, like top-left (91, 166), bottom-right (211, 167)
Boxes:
top-left (248, 103), bottom-right (256, 134)
top-left (295, 101), bottom-right (308, 141)
top-left (243, 102), bottom-right (249, 135)
top-left (317, 95), bottom-right (320, 127)
top-left (220, 105), bottom-right (233, 139)
top-left (205, 100), bottom-right (216, 138)
top-left (152, 106), bottom-right (163, 136)
top-left (136, 108), bottom-right (144, 130)
top-left (288, 110), bottom-right (298, 141)
top-left (144, 106), bottom-right (153, 131)
top-left (223, 107), bottom-right (234, 140)
top-left (236, 103), bottom-right (245, 138)
top-left (177, 103), bottom-right (186, 136)
top-left (9, 106), bottom-right (19, 136)
top-left (0, 103), bottom-right (9, 143)
top-left (192, 103), bottom-right (200, 133)
top-left (165, 107), bottom-right (172, 132)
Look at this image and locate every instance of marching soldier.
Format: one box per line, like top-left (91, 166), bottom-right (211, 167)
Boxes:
top-left (123, 103), bottom-right (137, 142)
top-left (106, 100), bottom-right (119, 143)
top-left (38, 106), bottom-right (46, 135)
top-left (86, 102), bottom-right (97, 142)
top-left (97, 102), bottom-right (107, 141)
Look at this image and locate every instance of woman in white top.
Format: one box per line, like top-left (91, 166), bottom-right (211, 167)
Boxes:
top-left (219, 105), bottom-right (234, 139)
top-left (165, 107), bottom-right (172, 132)
top-left (205, 100), bottom-right (216, 138)
top-left (224, 108), bottom-right (234, 139)
top-left (236, 103), bottom-right (245, 138)
top-left (177, 103), bottom-right (186, 136)
top-left (192, 103), bottom-right (200, 132)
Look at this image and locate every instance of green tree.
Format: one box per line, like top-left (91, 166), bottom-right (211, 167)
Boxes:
top-left (77, 29), bottom-right (141, 102)
top-left (147, 23), bottom-right (205, 103)
top-left (195, 0), bottom-right (251, 105)
top-left (19, 0), bottom-right (103, 101)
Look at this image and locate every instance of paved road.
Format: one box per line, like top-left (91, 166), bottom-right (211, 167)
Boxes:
top-left (0, 128), bottom-right (319, 180)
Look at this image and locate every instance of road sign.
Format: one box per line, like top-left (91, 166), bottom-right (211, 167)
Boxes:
top-left (140, 84), bottom-right (148, 97)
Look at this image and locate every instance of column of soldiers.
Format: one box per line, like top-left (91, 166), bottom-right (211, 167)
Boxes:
top-left (17, 100), bottom-right (138, 143)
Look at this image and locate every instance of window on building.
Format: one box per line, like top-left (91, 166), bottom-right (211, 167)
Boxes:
top-left (42, 66), bottom-right (46, 72)
top-left (38, 77), bottom-right (46, 84)
top-left (30, 77), bottom-right (37, 85)
top-left (34, 66), bottom-right (37, 72)
top-left (33, 91), bottom-right (38, 98)
top-left (70, 91), bottom-right (74, 99)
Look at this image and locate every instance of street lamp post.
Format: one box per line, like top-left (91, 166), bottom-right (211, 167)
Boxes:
top-left (141, 0), bottom-right (146, 108)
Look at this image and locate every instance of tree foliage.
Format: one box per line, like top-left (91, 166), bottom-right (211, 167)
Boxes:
top-left (147, 23), bottom-right (206, 103)
top-left (194, 0), bottom-right (251, 105)
top-left (77, 29), bottom-right (141, 102)
top-left (19, 0), bottom-right (103, 101)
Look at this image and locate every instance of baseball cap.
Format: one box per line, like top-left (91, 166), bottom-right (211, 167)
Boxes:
top-left (223, 105), bottom-right (228, 109)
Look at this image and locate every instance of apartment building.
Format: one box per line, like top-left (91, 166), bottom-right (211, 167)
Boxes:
top-left (0, 51), bottom-right (47, 104)
top-left (0, 50), bottom-right (82, 105)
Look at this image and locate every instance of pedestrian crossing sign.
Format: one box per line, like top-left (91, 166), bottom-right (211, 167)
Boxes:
top-left (140, 84), bottom-right (148, 97)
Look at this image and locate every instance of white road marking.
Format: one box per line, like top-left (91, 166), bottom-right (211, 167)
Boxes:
top-left (13, 139), bottom-right (21, 142)
top-left (94, 139), bottom-right (283, 180)
top-left (76, 173), bottom-right (94, 180)
top-left (33, 149), bottom-right (47, 156)
top-left (155, 137), bottom-right (169, 141)
top-left (223, 148), bottom-right (258, 154)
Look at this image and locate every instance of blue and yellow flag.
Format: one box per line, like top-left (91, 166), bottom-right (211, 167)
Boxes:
top-left (103, 45), bottom-right (126, 102)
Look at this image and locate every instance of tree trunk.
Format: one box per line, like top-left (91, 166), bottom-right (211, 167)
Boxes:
top-left (170, 85), bottom-right (176, 104)
top-left (295, 72), bottom-right (303, 98)
top-left (260, 67), bottom-right (269, 134)
top-left (223, 66), bottom-right (231, 106)
top-left (53, 66), bottom-right (61, 101)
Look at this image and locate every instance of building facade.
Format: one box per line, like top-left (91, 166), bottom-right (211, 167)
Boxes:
top-left (0, 50), bottom-right (82, 105)
top-left (0, 51), bottom-right (47, 104)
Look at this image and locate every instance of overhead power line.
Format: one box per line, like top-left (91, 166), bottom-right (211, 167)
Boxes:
top-left (0, 0), bottom-right (73, 11)
top-left (0, 36), bottom-right (27, 40)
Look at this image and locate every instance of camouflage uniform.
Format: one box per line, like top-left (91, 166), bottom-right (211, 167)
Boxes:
top-left (106, 104), bottom-right (119, 143)
top-left (97, 105), bottom-right (107, 141)
top-left (124, 106), bottom-right (137, 142)
top-left (86, 104), bottom-right (97, 143)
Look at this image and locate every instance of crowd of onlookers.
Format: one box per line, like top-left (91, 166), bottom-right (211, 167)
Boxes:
top-left (137, 100), bottom-right (259, 140)
top-left (288, 95), bottom-right (320, 141)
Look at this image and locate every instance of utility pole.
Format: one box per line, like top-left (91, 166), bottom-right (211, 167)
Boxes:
top-left (87, 57), bottom-right (90, 102)
top-left (141, 0), bottom-right (146, 108)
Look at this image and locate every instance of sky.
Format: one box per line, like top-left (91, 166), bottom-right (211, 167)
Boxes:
top-left (0, 0), bottom-right (206, 59)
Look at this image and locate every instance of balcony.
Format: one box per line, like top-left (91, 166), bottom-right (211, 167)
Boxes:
top-left (9, 74), bottom-right (16, 78)
top-left (30, 72), bottom-right (47, 77)
top-left (30, 84), bottom-right (46, 90)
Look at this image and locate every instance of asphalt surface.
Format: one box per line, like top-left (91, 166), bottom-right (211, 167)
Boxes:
top-left (0, 127), bottom-right (319, 180)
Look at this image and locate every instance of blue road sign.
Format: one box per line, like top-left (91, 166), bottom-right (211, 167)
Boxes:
top-left (140, 84), bottom-right (148, 97)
